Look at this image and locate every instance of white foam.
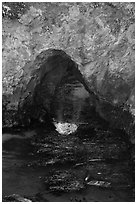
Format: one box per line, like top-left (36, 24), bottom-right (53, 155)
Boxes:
top-left (54, 122), bottom-right (78, 135)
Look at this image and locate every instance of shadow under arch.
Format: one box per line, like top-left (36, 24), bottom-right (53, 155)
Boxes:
top-left (19, 49), bottom-right (99, 126)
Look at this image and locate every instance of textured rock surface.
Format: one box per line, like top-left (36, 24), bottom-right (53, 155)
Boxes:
top-left (2, 2), bottom-right (135, 139)
top-left (3, 194), bottom-right (32, 202)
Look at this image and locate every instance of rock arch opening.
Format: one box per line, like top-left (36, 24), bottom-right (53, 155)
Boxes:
top-left (33, 50), bottom-right (93, 124)
top-left (20, 49), bottom-right (103, 129)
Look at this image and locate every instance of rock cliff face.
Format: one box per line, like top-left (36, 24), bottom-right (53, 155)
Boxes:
top-left (2, 3), bottom-right (134, 140)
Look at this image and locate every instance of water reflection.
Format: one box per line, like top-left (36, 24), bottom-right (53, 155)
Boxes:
top-left (2, 126), bottom-right (134, 202)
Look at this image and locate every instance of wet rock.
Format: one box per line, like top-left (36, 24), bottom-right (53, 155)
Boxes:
top-left (3, 194), bottom-right (32, 202)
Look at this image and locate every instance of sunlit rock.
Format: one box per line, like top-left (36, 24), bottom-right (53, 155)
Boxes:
top-left (54, 121), bottom-right (78, 135)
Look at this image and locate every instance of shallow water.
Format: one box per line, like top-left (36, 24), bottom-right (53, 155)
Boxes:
top-left (2, 127), bottom-right (134, 202)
